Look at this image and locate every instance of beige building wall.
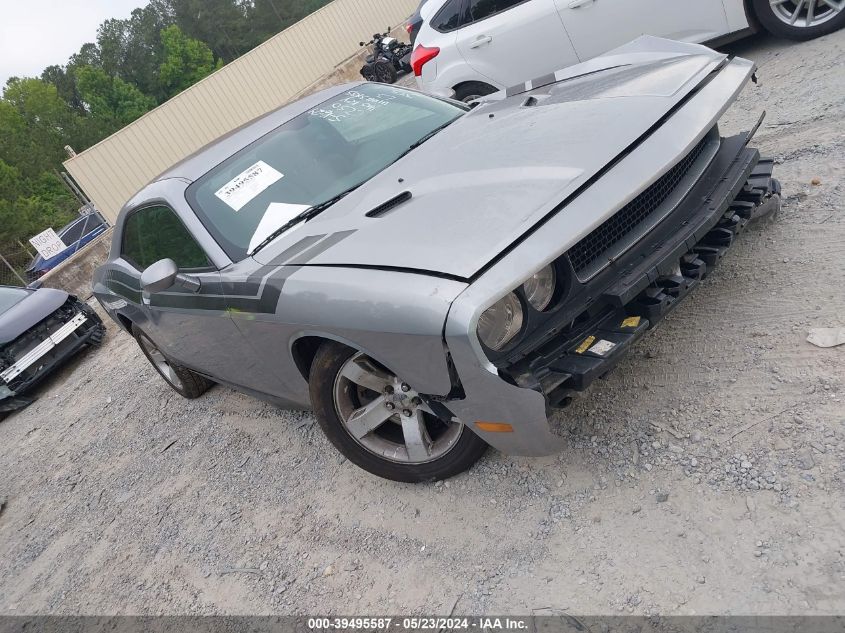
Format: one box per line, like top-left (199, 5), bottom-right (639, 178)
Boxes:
top-left (64, 0), bottom-right (420, 223)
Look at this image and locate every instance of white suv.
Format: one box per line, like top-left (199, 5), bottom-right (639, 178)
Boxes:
top-left (410, 0), bottom-right (845, 101)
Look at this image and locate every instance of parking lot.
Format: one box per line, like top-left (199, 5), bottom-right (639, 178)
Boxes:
top-left (1, 30), bottom-right (844, 615)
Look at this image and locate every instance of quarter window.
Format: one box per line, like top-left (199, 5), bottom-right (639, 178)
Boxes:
top-left (121, 205), bottom-right (210, 270)
top-left (432, 0), bottom-right (463, 32)
top-left (466, 0), bottom-right (527, 23)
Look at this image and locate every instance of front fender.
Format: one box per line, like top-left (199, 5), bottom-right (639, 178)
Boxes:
top-left (228, 264), bottom-right (468, 404)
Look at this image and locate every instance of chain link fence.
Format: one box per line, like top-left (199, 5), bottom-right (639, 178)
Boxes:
top-left (0, 242), bottom-right (36, 287)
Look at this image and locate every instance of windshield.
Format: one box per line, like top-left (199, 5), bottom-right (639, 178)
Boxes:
top-left (187, 84), bottom-right (465, 261)
top-left (0, 287), bottom-right (31, 315)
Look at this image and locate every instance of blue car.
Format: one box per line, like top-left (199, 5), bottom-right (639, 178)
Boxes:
top-left (26, 213), bottom-right (108, 281)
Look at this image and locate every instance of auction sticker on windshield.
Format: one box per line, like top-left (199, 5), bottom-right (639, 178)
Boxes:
top-left (214, 160), bottom-right (284, 211)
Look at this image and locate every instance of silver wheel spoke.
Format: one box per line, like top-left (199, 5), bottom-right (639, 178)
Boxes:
top-left (333, 352), bottom-right (463, 465)
top-left (346, 396), bottom-right (393, 439)
top-left (143, 340), bottom-right (183, 388)
top-left (770, 0), bottom-right (840, 26)
top-left (340, 357), bottom-right (392, 393)
top-left (791, 0), bottom-right (806, 23)
top-left (402, 411), bottom-right (432, 461)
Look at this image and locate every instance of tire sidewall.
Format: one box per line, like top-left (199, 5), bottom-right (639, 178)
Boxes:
top-left (751, 0), bottom-right (845, 39)
top-left (132, 327), bottom-right (208, 398)
top-left (453, 82), bottom-right (497, 103)
top-left (309, 342), bottom-right (487, 483)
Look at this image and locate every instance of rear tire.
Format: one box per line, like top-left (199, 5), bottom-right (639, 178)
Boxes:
top-left (453, 82), bottom-right (497, 103)
top-left (133, 326), bottom-right (211, 399)
top-left (309, 341), bottom-right (488, 482)
top-left (751, 0), bottom-right (845, 40)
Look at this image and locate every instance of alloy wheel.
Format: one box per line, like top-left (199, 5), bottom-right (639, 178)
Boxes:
top-left (769, 0), bottom-right (844, 27)
top-left (139, 336), bottom-right (184, 390)
top-left (332, 352), bottom-right (463, 464)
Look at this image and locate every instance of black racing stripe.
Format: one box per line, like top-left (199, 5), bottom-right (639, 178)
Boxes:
top-left (150, 294), bottom-right (229, 311)
top-left (119, 231), bottom-right (358, 314)
top-left (220, 279), bottom-right (261, 296)
top-left (105, 269), bottom-right (142, 303)
top-left (506, 83), bottom-right (526, 98)
top-left (107, 269), bottom-right (140, 289)
top-left (255, 266), bottom-right (301, 313)
top-left (531, 73), bottom-right (557, 91)
top-left (287, 230), bottom-right (357, 265)
top-left (267, 234), bottom-right (327, 266)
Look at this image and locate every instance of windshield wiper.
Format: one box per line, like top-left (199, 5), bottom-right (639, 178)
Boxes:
top-left (250, 184), bottom-right (361, 255)
top-left (391, 117), bottom-right (460, 165)
top-left (410, 118), bottom-right (458, 150)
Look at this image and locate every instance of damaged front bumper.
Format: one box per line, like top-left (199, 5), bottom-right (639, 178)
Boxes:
top-left (506, 136), bottom-right (780, 407)
top-left (0, 302), bottom-right (104, 413)
top-left (444, 129), bottom-right (779, 456)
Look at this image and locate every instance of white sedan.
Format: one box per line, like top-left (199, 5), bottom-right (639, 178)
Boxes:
top-left (410, 0), bottom-right (845, 100)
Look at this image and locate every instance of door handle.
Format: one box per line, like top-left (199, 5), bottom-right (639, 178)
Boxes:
top-left (568, 0), bottom-right (595, 7)
top-left (468, 35), bottom-right (493, 49)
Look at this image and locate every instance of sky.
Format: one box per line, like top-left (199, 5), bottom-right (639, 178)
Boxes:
top-left (0, 0), bottom-right (144, 89)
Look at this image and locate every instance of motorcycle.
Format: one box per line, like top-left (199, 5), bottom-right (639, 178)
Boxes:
top-left (359, 28), bottom-right (413, 84)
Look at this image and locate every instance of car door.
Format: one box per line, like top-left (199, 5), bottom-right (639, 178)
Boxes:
top-left (455, 0), bottom-right (580, 87)
top-left (119, 204), bottom-right (249, 386)
top-left (554, 0), bottom-right (730, 61)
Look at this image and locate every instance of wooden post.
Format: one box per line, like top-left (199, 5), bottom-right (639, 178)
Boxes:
top-left (17, 240), bottom-right (34, 258)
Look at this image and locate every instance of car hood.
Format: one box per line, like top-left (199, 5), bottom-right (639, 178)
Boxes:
top-left (253, 38), bottom-right (729, 279)
top-left (0, 288), bottom-right (69, 345)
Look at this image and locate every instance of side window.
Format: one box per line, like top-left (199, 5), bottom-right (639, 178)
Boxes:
top-left (60, 219), bottom-right (85, 245)
top-left (432, 0), bottom-right (463, 32)
top-left (121, 205), bottom-right (211, 271)
top-left (467, 0), bottom-right (527, 23)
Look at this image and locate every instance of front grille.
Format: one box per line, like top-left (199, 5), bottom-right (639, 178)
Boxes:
top-left (568, 134), bottom-right (711, 276)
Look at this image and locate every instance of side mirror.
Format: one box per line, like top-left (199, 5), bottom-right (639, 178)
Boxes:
top-left (141, 258), bottom-right (178, 294)
top-left (359, 41), bottom-right (366, 47)
top-left (141, 259), bottom-right (201, 294)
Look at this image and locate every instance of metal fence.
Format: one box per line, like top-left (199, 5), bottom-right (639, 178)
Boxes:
top-left (0, 242), bottom-right (35, 287)
top-left (64, 0), bottom-right (420, 223)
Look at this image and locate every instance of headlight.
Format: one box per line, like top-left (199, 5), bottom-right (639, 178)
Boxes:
top-left (477, 292), bottom-right (524, 351)
top-left (523, 265), bottom-right (556, 311)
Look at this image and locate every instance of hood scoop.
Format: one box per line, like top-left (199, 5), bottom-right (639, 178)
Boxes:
top-left (365, 191), bottom-right (412, 218)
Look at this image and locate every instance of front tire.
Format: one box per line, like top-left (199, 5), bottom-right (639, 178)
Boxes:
top-left (751, 0), bottom-right (845, 40)
top-left (373, 60), bottom-right (397, 84)
top-left (309, 342), bottom-right (488, 482)
top-left (133, 326), bottom-right (212, 399)
top-left (361, 63), bottom-right (376, 82)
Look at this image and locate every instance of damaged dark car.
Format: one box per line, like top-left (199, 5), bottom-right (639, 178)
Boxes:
top-left (0, 285), bottom-right (105, 415)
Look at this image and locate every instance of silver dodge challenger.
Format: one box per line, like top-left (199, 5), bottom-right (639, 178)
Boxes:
top-left (93, 37), bottom-right (780, 482)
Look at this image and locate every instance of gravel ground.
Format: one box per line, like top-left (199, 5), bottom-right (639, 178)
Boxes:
top-left (1, 31), bottom-right (844, 616)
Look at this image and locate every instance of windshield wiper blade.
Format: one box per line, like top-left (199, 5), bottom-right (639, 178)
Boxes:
top-left (410, 118), bottom-right (458, 151)
top-left (391, 118), bottom-right (460, 166)
top-left (250, 185), bottom-right (361, 255)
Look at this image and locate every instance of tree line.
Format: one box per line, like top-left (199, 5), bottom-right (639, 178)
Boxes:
top-left (0, 0), bottom-right (331, 247)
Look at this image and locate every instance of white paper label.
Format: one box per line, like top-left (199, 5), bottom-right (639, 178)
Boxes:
top-left (214, 161), bottom-right (284, 211)
top-left (29, 228), bottom-right (67, 260)
top-left (589, 339), bottom-right (617, 356)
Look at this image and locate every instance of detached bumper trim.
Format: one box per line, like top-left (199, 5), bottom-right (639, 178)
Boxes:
top-left (1, 312), bottom-right (88, 383)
